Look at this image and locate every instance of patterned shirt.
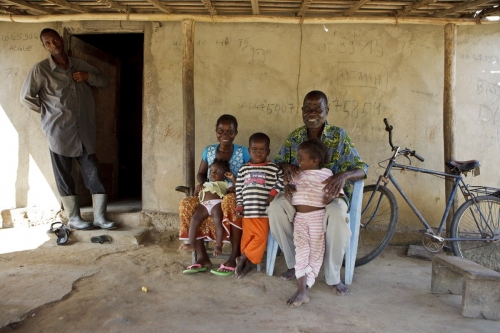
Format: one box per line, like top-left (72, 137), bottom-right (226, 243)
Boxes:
top-left (236, 162), bottom-right (284, 218)
top-left (202, 144), bottom-right (251, 186)
top-left (20, 56), bottom-right (108, 157)
top-left (291, 168), bottom-right (338, 207)
top-left (274, 122), bottom-right (368, 203)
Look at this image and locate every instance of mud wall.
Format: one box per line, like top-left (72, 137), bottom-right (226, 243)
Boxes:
top-left (1, 21), bottom-right (499, 231)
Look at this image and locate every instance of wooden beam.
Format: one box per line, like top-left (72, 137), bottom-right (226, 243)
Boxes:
top-left (432, 0), bottom-right (493, 17)
top-left (1, 13), bottom-right (496, 25)
top-left (95, 0), bottom-right (129, 13)
top-left (145, 0), bottom-right (173, 14)
top-left (182, 19), bottom-right (196, 193)
top-left (44, 0), bottom-right (90, 13)
top-left (297, 0), bottom-right (313, 17)
top-left (4, 0), bottom-right (56, 14)
top-left (443, 23), bottom-right (457, 235)
top-left (344, 0), bottom-right (372, 17)
top-left (200, 0), bottom-right (218, 16)
top-left (397, 0), bottom-right (438, 16)
top-left (250, 0), bottom-right (259, 15)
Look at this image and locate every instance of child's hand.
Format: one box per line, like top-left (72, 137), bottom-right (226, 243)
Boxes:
top-left (224, 172), bottom-right (236, 183)
top-left (235, 210), bottom-right (244, 218)
top-left (267, 195), bottom-right (276, 205)
top-left (284, 184), bottom-right (296, 199)
top-left (226, 185), bottom-right (236, 194)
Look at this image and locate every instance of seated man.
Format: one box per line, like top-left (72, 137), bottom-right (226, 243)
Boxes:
top-left (267, 90), bottom-right (368, 297)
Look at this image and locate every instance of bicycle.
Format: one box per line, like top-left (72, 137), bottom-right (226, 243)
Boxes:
top-left (356, 118), bottom-right (500, 270)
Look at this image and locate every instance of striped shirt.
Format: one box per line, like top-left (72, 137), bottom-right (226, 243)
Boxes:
top-left (291, 168), bottom-right (342, 207)
top-left (236, 162), bottom-right (284, 218)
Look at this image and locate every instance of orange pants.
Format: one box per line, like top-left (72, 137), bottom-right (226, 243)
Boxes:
top-left (241, 217), bottom-right (269, 264)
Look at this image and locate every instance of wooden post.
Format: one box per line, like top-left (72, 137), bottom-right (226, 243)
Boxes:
top-left (443, 23), bottom-right (457, 235)
top-left (182, 19), bottom-right (195, 194)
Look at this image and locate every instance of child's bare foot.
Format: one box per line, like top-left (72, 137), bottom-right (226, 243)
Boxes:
top-left (238, 259), bottom-right (251, 279)
top-left (281, 268), bottom-right (296, 281)
top-left (286, 289), bottom-right (309, 307)
top-left (329, 282), bottom-right (349, 296)
top-left (213, 245), bottom-right (223, 256)
top-left (180, 244), bottom-right (195, 252)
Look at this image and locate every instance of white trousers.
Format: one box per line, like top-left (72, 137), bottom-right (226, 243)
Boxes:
top-left (267, 192), bottom-right (351, 285)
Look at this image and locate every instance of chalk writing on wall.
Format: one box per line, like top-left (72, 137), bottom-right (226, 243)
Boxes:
top-left (337, 62), bottom-right (388, 91)
top-left (1, 32), bottom-right (39, 51)
top-left (460, 53), bottom-right (499, 63)
top-left (238, 101), bottom-right (295, 117)
top-left (330, 98), bottom-right (381, 118)
top-left (476, 78), bottom-right (500, 142)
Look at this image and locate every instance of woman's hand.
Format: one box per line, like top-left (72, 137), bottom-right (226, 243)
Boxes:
top-left (224, 171), bottom-right (236, 184)
top-left (194, 183), bottom-right (204, 196)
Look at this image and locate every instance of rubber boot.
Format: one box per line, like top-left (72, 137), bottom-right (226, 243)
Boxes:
top-left (61, 195), bottom-right (92, 230)
top-left (92, 194), bottom-right (116, 229)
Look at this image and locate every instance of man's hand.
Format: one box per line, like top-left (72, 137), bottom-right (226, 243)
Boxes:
top-left (322, 172), bottom-right (348, 205)
top-left (72, 71), bottom-right (89, 83)
top-left (280, 163), bottom-right (300, 184)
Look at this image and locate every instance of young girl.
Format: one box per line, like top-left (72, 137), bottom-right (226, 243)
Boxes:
top-left (285, 139), bottom-right (344, 307)
top-left (181, 159), bottom-right (235, 258)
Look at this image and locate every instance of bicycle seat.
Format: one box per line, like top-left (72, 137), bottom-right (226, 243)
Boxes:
top-left (446, 160), bottom-right (481, 174)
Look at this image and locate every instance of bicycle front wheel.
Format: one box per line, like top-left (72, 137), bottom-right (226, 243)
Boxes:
top-left (356, 185), bottom-right (399, 267)
top-left (450, 195), bottom-right (500, 271)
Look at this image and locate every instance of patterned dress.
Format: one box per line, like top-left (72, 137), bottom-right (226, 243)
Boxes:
top-left (179, 144), bottom-right (250, 243)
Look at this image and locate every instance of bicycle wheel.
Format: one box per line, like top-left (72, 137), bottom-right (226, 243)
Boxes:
top-left (356, 185), bottom-right (399, 267)
top-left (450, 195), bottom-right (500, 271)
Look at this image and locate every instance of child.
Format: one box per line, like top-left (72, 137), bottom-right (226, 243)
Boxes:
top-left (234, 133), bottom-right (284, 279)
top-left (181, 159), bottom-right (235, 256)
top-left (285, 139), bottom-right (344, 307)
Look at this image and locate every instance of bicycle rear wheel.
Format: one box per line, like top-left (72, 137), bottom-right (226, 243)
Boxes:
top-left (450, 195), bottom-right (500, 271)
top-left (356, 185), bottom-right (398, 267)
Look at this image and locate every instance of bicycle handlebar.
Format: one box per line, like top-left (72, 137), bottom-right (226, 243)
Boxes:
top-left (383, 118), bottom-right (425, 162)
top-left (383, 118), bottom-right (395, 149)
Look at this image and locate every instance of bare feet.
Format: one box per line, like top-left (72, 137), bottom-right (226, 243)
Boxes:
top-left (213, 245), bottom-right (223, 256)
top-left (235, 255), bottom-right (252, 279)
top-left (286, 290), bottom-right (309, 307)
top-left (280, 268), bottom-right (296, 281)
top-left (329, 282), bottom-right (349, 296)
top-left (180, 244), bottom-right (195, 252)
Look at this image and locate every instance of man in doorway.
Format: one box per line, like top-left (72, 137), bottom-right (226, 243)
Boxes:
top-left (20, 28), bottom-right (115, 230)
top-left (267, 90), bottom-right (368, 302)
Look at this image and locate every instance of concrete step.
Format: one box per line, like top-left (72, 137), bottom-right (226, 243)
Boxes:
top-left (48, 226), bottom-right (149, 246)
top-left (79, 211), bottom-right (147, 229)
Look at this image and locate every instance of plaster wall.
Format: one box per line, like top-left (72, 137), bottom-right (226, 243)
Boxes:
top-left (0, 21), bottom-right (499, 232)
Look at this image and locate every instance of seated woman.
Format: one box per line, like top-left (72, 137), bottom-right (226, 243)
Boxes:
top-left (179, 114), bottom-right (250, 276)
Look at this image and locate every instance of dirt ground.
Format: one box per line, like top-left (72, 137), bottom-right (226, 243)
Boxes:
top-left (0, 230), bottom-right (499, 333)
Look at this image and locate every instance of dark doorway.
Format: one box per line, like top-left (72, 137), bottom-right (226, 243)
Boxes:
top-left (75, 33), bottom-right (143, 201)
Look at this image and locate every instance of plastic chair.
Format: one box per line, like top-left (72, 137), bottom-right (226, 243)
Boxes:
top-left (265, 180), bottom-right (364, 285)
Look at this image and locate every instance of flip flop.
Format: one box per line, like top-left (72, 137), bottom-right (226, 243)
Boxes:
top-left (210, 264), bottom-right (235, 276)
top-left (91, 235), bottom-right (112, 244)
top-left (47, 222), bottom-right (71, 245)
top-left (183, 264), bottom-right (208, 274)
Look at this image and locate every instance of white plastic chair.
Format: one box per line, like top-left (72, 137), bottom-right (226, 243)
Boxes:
top-left (265, 180), bottom-right (364, 285)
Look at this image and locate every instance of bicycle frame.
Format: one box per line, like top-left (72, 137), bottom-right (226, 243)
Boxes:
top-left (368, 147), bottom-right (493, 242)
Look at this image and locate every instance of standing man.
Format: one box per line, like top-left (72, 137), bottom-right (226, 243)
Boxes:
top-left (20, 28), bottom-right (115, 230)
top-left (268, 90), bottom-right (368, 301)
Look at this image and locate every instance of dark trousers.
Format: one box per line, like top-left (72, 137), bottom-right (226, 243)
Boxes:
top-left (50, 147), bottom-right (106, 196)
